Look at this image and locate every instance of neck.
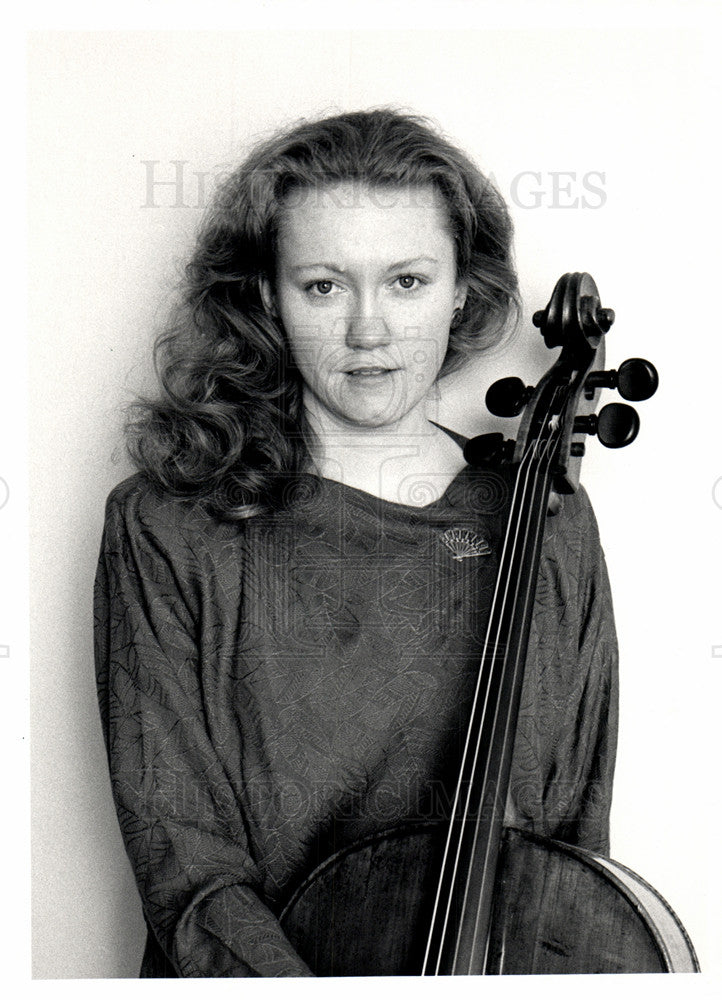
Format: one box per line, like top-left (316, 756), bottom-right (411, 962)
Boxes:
top-left (305, 400), bottom-right (466, 506)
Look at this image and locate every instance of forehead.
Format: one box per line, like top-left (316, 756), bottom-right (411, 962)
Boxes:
top-left (275, 182), bottom-right (454, 263)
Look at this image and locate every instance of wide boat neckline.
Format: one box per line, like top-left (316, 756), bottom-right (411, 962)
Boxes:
top-left (316, 421), bottom-right (472, 513)
top-left (319, 465), bottom-right (472, 514)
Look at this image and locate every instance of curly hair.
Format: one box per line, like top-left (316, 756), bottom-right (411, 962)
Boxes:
top-left (126, 108), bottom-right (519, 519)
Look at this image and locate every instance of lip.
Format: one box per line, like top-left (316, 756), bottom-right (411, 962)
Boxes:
top-left (343, 366), bottom-right (399, 376)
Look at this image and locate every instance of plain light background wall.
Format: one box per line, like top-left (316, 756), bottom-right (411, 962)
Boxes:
top-left (24, 13), bottom-right (721, 989)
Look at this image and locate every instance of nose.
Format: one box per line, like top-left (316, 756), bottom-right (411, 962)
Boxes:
top-left (345, 297), bottom-right (392, 350)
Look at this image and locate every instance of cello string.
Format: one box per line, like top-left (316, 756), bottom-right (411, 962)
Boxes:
top-left (440, 391), bottom-right (564, 974)
top-left (426, 395), bottom-right (559, 974)
top-left (420, 442), bottom-right (532, 974)
top-left (450, 431), bottom-right (557, 974)
top-left (462, 430), bottom-right (560, 974)
top-left (448, 441), bottom-right (548, 974)
top-left (423, 390), bottom-right (561, 974)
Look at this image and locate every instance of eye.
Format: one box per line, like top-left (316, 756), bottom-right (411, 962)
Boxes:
top-left (395, 274), bottom-right (425, 291)
top-left (306, 279), bottom-right (337, 296)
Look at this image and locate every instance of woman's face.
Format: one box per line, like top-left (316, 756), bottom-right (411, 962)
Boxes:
top-left (264, 182), bottom-right (466, 433)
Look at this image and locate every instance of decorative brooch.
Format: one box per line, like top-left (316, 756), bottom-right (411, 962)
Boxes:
top-left (440, 528), bottom-right (491, 561)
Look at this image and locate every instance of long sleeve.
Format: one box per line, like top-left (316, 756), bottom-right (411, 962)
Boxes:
top-left (508, 486), bottom-right (619, 856)
top-left (562, 488), bottom-right (619, 855)
top-left (93, 479), bottom-right (313, 977)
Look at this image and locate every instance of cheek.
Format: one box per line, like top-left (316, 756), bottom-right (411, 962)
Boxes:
top-left (278, 297), bottom-right (332, 376)
top-left (406, 342), bottom-right (448, 385)
top-left (278, 283), bottom-right (345, 330)
top-left (397, 304), bottom-right (452, 372)
top-left (392, 286), bottom-right (456, 330)
top-left (286, 330), bottom-right (344, 390)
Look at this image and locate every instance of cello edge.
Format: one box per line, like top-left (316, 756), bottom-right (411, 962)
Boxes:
top-left (502, 828), bottom-right (699, 973)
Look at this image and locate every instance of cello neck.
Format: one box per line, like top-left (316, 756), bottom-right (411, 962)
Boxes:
top-left (423, 443), bottom-right (556, 975)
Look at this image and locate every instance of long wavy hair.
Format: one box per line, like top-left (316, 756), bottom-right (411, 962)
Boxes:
top-left (126, 108), bottom-right (519, 519)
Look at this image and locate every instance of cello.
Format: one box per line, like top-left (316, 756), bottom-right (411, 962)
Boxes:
top-left (279, 273), bottom-right (699, 975)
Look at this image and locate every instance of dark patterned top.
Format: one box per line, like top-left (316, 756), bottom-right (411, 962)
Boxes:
top-left (93, 462), bottom-right (618, 978)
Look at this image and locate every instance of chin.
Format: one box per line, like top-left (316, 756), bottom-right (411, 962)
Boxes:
top-left (333, 394), bottom-right (422, 430)
top-left (337, 409), bottom-right (401, 429)
top-left (324, 395), bottom-right (399, 429)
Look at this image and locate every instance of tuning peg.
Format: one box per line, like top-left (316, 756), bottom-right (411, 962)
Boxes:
top-left (463, 432), bottom-right (515, 466)
top-left (585, 358), bottom-right (659, 401)
top-left (573, 403), bottom-right (640, 448)
top-left (486, 377), bottom-right (534, 417)
top-left (533, 298), bottom-right (614, 348)
top-left (532, 307), bottom-right (564, 348)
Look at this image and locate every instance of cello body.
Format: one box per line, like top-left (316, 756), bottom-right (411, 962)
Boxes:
top-left (279, 823), bottom-right (699, 975)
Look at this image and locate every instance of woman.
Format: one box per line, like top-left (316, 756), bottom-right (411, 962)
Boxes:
top-left (94, 109), bottom-right (617, 977)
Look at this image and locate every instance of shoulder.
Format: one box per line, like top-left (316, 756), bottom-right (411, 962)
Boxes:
top-left (555, 484), bottom-right (600, 538)
top-left (541, 484), bottom-right (611, 601)
top-left (102, 472), bottom-right (244, 553)
top-left (105, 471), bottom-right (200, 526)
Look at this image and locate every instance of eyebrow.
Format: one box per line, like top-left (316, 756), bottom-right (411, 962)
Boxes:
top-left (289, 256), bottom-right (440, 274)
